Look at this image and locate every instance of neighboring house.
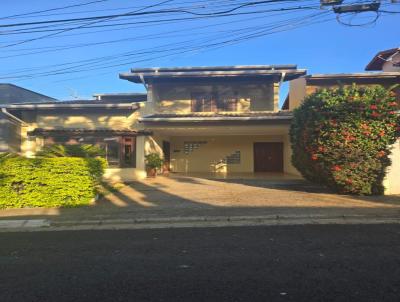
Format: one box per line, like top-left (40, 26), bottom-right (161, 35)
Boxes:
top-left (285, 47), bottom-right (400, 110)
top-left (93, 92), bottom-right (147, 103)
top-left (6, 95), bottom-right (146, 171)
top-left (365, 47), bottom-right (400, 72)
top-left (285, 72), bottom-right (400, 110)
top-left (0, 83), bottom-right (56, 152)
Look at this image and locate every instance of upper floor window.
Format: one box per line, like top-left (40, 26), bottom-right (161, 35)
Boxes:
top-left (191, 92), bottom-right (238, 112)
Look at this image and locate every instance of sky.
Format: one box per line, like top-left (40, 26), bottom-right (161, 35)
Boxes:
top-left (0, 0), bottom-right (398, 105)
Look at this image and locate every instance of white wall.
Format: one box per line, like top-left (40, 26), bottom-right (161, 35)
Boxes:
top-left (384, 139), bottom-right (400, 194)
top-left (382, 52), bottom-right (400, 72)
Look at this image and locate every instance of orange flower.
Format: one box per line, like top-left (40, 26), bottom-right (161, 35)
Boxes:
top-left (377, 150), bottom-right (386, 158)
top-left (311, 154), bottom-right (318, 161)
top-left (332, 165), bottom-right (342, 172)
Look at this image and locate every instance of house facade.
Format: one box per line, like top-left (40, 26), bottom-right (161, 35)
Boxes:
top-left (1, 48), bottom-right (399, 194)
top-left (118, 65), bottom-right (306, 179)
top-left (6, 65), bottom-right (306, 181)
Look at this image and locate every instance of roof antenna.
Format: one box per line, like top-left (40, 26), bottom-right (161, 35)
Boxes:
top-left (66, 87), bottom-right (79, 99)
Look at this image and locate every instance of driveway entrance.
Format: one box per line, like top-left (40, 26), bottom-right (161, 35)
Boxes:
top-left (96, 173), bottom-right (400, 218)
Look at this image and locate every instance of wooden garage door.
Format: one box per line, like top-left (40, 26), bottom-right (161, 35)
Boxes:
top-left (253, 142), bottom-right (283, 172)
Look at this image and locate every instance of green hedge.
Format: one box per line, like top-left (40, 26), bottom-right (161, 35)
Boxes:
top-left (0, 156), bottom-right (106, 209)
top-left (290, 85), bottom-right (399, 195)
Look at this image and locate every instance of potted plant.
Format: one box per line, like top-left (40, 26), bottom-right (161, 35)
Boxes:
top-left (145, 153), bottom-right (163, 178)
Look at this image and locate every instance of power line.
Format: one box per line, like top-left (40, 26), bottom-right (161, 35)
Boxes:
top-left (0, 0), bottom-right (396, 84)
top-left (0, 0), bottom-right (306, 28)
top-left (1, 0), bottom-right (176, 48)
top-left (0, 5), bottom-right (319, 36)
top-left (0, 0), bottom-right (110, 20)
top-left (0, 11), bottom-right (331, 80)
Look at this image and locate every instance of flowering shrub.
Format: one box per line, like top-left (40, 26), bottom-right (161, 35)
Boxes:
top-left (290, 85), bottom-right (399, 195)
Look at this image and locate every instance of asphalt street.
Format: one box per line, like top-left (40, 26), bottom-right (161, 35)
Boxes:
top-left (1, 224), bottom-right (400, 302)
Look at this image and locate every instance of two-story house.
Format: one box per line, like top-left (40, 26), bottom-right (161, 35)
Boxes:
top-left (9, 65), bottom-right (305, 181)
top-left (3, 49), bottom-right (398, 193)
top-left (119, 65), bottom-right (306, 178)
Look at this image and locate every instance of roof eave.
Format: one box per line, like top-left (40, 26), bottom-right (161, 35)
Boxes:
top-left (120, 69), bottom-right (306, 83)
top-left (139, 116), bottom-right (293, 123)
top-left (1, 103), bottom-right (140, 110)
top-left (306, 72), bottom-right (400, 80)
top-left (365, 48), bottom-right (400, 71)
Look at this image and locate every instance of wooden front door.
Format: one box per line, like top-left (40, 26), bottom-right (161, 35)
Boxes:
top-left (253, 142), bottom-right (283, 172)
top-left (162, 141), bottom-right (171, 171)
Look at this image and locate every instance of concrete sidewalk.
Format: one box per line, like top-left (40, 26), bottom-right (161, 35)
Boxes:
top-left (1, 213), bottom-right (400, 233)
top-left (1, 175), bottom-right (399, 231)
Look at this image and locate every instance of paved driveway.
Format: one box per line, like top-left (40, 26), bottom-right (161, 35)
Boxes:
top-left (97, 174), bottom-right (400, 216)
top-left (1, 174), bottom-right (400, 221)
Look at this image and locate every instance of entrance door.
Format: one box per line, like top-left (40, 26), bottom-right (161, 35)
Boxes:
top-left (162, 141), bottom-right (171, 171)
top-left (253, 142), bottom-right (283, 172)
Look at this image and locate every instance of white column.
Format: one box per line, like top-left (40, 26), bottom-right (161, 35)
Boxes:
top-left (136, 135), bottom-right (146, 175)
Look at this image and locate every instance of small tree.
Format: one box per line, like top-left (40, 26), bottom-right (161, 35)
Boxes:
top-left (290, 85), bottom-right (399, 195)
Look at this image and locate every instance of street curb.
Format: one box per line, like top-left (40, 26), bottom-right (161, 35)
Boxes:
top-left (0, 214), bottom-right (399, 232)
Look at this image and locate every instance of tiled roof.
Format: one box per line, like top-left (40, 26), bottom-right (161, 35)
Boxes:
top-left (28, 128), bottom-right (150, 136)
top-left (0, 83), bottom-right (56, 105)
top-left (365, 48), bottom-right (400, 71)
top-left (18, 96), bottom-right (146, 106)
top-left (140, 111), bottom-right (293, 123)
top-left (120, 65), bottom-right (306, 83)
top-left (143, 111), bottom-right (293, 118)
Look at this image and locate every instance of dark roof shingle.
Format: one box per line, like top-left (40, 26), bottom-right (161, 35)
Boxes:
top-left (0, 83), bottom-right (56, 104)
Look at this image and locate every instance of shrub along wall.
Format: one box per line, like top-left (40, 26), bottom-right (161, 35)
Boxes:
top-left (290, 85), bottom-right (399, 195)
top-left (0, 156), bottom-right (106, 209)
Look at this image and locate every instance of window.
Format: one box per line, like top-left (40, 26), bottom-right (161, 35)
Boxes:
top-left (121, 137), bottom-right (136, 168)
top-left (43, 135), bottom-right (136, 168)
top-left (104, 137), bottom-right (120, 167)
top-left (191, 92), bottom-right (238, 112)
top-left (102, 136), bottom-right (137, 168)
top-left (191, 93), bottom-right (217, 112)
